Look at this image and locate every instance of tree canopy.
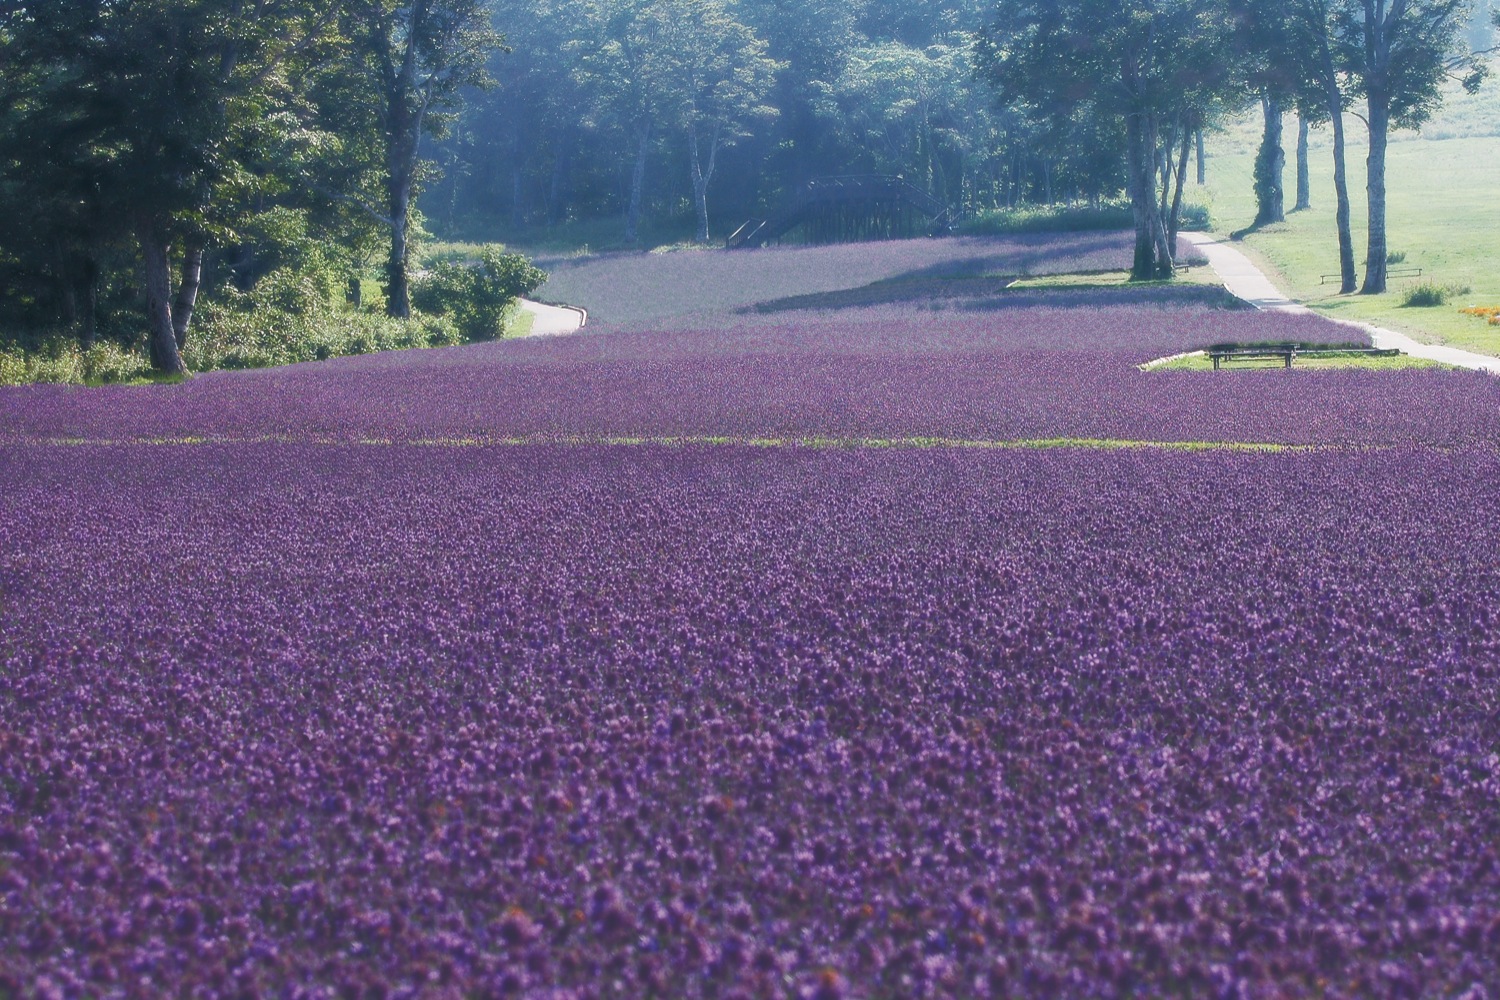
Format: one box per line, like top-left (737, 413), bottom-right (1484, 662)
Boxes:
top-left (2, 0), bottom-right (1496, 376)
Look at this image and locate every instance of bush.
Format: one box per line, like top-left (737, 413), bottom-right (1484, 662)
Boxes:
top-left (1402, 281), bottom-right (1471, 307)
top-left (412, 246), bottom-right (547, 341)
top-left (959, 201), bottom-right (1210, 236)
top-left (0, 338), bottom-right (158, 386)
top-left (190, 292), bottom-right (461, 371)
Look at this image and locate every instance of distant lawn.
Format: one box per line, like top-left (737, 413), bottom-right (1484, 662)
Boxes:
top-left (1198, 88), bottom-right (1500, 356)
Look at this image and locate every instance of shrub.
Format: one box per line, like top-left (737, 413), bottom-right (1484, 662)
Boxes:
top-left (412, 246), bottom-right (547, 341)
top-left (1402, 281), bottom-right (1471, 307)
top-left (959, 201), bottom-right (1210, 236)
top-left (0, 335), bottom-right (158, 386)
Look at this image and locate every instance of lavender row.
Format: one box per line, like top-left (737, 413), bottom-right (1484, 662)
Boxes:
top-left (533, 232), bottom-right (1184, 327)
top-left (4, 443), bottom-right (1499, 996)
top-left (13, 309), bottom-right (1500, 451)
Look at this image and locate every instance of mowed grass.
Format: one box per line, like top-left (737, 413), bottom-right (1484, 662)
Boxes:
top-left (1197, 79), bottom-right (1500, 355)
top-left (1148, 349), bottom-right (1446, 372)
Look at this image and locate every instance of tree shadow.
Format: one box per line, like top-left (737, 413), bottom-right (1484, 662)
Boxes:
top-left (743, 276), bottom-right (1249, 316)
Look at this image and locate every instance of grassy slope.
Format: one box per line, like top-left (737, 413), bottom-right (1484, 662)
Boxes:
top-left (1196, 68), bottom-right (1500, 355)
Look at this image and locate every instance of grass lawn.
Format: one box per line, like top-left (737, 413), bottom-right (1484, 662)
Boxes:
top-left (1196, 81), bottom-right (1500, 356)
top-left (1008, 266), bottom-right (1223, 290)
top-left (1147, 349), bottom-right (1447, 372)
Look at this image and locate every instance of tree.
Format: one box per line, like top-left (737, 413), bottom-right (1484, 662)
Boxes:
top-left (977, 0), bottom-right (1240, 280)
top-left (1293, 112), bottom-right (1312, 210)
top-left (340, 0), bottom-right (500, 317)
top-left (1253, 94), bottom-right (1288, 225)
top-left (0, 0), bottom-right (339, 373)
top-left (1334, 0), bottom-right (1487, 293)
top-left (662, 0), bottom-right (779, 243)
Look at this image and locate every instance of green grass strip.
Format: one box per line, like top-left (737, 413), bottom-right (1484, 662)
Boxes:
top-left (19, 434), bottom-right (1320, 453)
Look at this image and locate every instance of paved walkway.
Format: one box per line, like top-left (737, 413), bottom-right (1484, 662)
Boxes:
top-left (519, 298), bottom-right (587, 337)
top-left (1182, 233), bottom-right (1500, 374)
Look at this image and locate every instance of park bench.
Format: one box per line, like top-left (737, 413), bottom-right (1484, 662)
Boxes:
top-left (1208, 345), bottom-right (1402, 370)
top-left (1209, 344), bottom-right (1298, 369)
top-left (1321, 266), bottom-right (1422, 285)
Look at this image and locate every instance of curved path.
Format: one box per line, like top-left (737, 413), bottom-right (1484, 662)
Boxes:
top-left (518, 298), bottom-right (587, 337)
top-left (1182, 233), bottom-right (1500, 374)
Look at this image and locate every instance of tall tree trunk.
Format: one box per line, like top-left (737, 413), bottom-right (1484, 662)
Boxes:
top-left (1253, 93), bottom-right (1286, 226)
top-left (1320, 32), bottom-right (1357, 293)
top-left (386, 166), bottom-right (413, 318)
top-left (625, 122), bottom-right (650, 245)
top-left (1195, 128), bottom-right (1206, 184)
top-left (1126, 114), bottom-right (1163, 281)
top-left (172, 244), bottom-right (204, 350)
top-left (687, 123), bottom-right (712, 244)
top-left (1294, 116), bottom-right (1311, 210)
top-left (1149, 117), bottom-right (1174, 278)
top-left (139, 223), bottom-right (185, 376)
top-left (1362, 94), bottom-right (1389, 294)
top-left (1168, 125), bottom-right (1192, 250)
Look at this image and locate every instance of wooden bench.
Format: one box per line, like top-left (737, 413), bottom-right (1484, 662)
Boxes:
top-left (1321, 267), bottom-right (1422, 285)
top-left (1209, 345), bottom-right (1297, 370)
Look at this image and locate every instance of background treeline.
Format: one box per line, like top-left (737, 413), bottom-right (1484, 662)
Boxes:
top-left (436, 0), bottom-right (1130, 249)
top-left (2, 0), bottom-right (1496, 380)
top-left (0, 1), bottom-right (544, 383)
top-left (450, 0), bottom-right (1495, 286)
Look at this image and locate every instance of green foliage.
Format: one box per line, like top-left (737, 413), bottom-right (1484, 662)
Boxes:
top-left (960, 202), bottom-right (1210, 239)
top-left (1401, 281), bottom-right (1471, 307)
top-left (0, 340), bottom-right (155, 387)
top-left (0, 304), bottom-right (465, 386)
top-left (958, 202), bottom-right (1205, 236)
top-left (411, 247), bottom-right (548, 341)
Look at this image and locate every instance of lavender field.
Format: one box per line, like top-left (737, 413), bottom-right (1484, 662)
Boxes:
top-left (534, 233), bottom-right (1208, 327)
top-left (4, 236), bottom-right (1500, 997)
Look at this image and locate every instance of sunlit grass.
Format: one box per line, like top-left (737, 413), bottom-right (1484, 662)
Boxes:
top-left (1146, 349), bottom-right (1447, 372)
top-left (1200, 96), bottom-right (1500, 355)
top-left (25, 433), bottom-right (1319, 453)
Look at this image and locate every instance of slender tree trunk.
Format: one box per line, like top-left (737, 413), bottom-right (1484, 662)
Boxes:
top-left (1254, 94), bottom-right (1286, 226)
top-left (1294, 116), bottom-right (1311, 210)
top-left (1126, 114), bottom-right (1164, 281)
top-left (1362, 94), bottom-right (1389, 294)
top-left (386, 167), bottom-right (413, 318)
top-left (1321, 34), bottom-right (1357, 293)
top-left (1149, 117), bottom-right (1174, 278)
top-left (1157, 127), bottom-right (1173, 223)
top-left (625, 122), bottom-right (650, 245)
top-left (687, 123), bottom-right (711, 244)
top-left (1168, 125), bottom-right (1192, 250)
top-left (139, 223), bottom-right (185, 375)
top-left (1195, 128), bottom-right (1206, 184)
top-left (172, 244), bottom-right (204, 350)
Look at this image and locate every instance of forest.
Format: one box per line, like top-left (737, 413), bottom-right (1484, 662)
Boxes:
top-left (1, 0), bottom-right (1495, 379)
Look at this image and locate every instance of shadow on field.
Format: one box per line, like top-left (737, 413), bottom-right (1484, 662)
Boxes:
top-left (742, 274), bottom-right (1019, 314)
top-left (744, 277), bottom-right (1249, 316)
